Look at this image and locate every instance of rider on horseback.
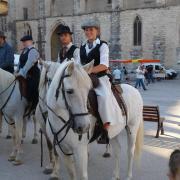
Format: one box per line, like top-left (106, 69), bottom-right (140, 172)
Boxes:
top-left (80, 18), bottom-right (124, 140)
top-left (57, 25), bottom-right (80, 63)
top-left (16, 35), bottom-right (40, 112)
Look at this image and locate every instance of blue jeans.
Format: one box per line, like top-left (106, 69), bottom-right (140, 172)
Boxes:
top-left (147, 73), bottom-right (154, 84)
top-left (135, 79), bottom-right (146, 90)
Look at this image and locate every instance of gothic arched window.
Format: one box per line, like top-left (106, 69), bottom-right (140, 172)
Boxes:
top-left (133, 16), bottom-right (142, 46)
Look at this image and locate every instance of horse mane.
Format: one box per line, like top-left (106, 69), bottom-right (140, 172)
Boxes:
top-left (0, 68), bottom-right (15, 92)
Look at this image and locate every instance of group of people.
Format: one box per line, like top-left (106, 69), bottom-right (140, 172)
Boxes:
top-left (0, 18), bottom-right (124, 139)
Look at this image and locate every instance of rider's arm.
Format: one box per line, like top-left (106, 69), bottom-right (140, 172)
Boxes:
top-left (89, 43), bottom-right (109, 74)
top-left (18, 49), bottom-right (39, 78)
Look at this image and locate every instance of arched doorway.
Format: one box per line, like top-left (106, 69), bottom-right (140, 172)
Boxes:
top-left (51, 25), bottom-right (61, 61)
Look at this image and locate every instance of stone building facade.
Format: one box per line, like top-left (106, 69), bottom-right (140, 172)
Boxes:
top-left (1, 0), bottom-right (180, 69)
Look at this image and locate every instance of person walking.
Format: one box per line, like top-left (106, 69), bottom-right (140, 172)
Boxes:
top-left (113, 66), bottom-right (121, 84)
top-left (135, 65), bottom-right (147, 90)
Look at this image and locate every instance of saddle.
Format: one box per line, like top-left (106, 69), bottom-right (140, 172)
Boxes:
top-left (16, 76), bottom-right (35, 117)
top-left (16, 75), bottom-right (27, 98)
top-left (88, 74), bottom-right (127, 144)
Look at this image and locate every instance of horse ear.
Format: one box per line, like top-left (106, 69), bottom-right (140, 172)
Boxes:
top-left (66, 62), bottom-right (74, 75)
top-left (83, 60), bottom-right (94, 72)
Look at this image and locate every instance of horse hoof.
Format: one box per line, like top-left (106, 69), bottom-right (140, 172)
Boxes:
top-left (43, 168), bottom-right (53, 175)
top-left (8, 156), bottom-right (16, 162)
top-left (103, 152), bottom-right (111, 158)
top-left (6, 135), bottom-right (12, 139)
top-left (32, 139), bottom-right (38, 144)
top-left (13, 160), bottom-right (23, 166)
top-left (49, 177), bottom-right (59, 180)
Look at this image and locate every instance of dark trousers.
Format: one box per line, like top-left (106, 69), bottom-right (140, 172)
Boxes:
top-left (27, 69), bottom-right (40, 110)
top-left (147, 73), bottom-right (154, 84)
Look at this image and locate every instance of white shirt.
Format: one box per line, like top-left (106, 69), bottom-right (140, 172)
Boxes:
top-left (83, 38), bottom-right (109, 67)
top-left (113, 69), bottom-right (121, 79)
top-left (136, 67), bottom-right (145, 79)
top-left (58, 42), bottom-right (80, 63)
top-left (18, 45), bottom-right (39, 78)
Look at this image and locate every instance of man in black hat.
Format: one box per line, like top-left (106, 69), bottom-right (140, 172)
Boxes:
top-left (16, 35), bottom-right (40, 111)
top-left (57, 25), bottom-right (80, 63)
top-left (0, 31), bottom-right (14, 73)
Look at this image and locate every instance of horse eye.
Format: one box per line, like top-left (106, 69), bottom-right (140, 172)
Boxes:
top-left (66, 89), bottom-right (74, 94)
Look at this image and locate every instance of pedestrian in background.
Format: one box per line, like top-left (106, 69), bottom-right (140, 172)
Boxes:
top-left (0, 31), bottom-right (14, 73)
top-left (113, 66), bottom-right (121, 84)
top-left (146, 65), bottom-right (154, 84)
top-left (135, 65), bottom-right (147, 90)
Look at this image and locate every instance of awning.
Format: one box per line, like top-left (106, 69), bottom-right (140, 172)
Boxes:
top-left (110, 59), bottom-right (161, 64)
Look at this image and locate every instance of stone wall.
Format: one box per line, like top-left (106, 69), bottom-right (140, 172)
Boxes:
top-left (120, 6), bottom-right (180, 69)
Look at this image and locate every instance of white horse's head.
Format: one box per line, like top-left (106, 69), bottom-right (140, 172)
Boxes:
top-left (47, 60), bottom-right (93, 134)
top-left (39, 61), bottom-right (61, 110)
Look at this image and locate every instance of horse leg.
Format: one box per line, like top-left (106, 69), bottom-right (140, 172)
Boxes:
top-left (110, 137), bottom-right (121, 180)
top-left (63, 155), bottom-right (77, 180)
top-left (126, 132), bottom-right (136, 180)
top-left (50, 153), bottom-right (60, 180)
top-left (13, 117), bottom-right (23, 165)
top-left (31, 115), bottom-right (38, 144)
top-left (74, 144), bottom-right (88, 180)
top-left (6, 124), bottom-right (12, 139)
top-left (8, 125), bottom-right (17, 161)
top-left (43, 134), bottom-right (55, 175)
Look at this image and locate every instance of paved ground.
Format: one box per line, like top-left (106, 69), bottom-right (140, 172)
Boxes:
top-left (0, 78), bottom-right (180, 180)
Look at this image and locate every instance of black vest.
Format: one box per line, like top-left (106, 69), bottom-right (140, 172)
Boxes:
top-left (80, 40), bottom-right (107, 66)
top-left (19, 47), bottom-right (39, 76)
top-left (59, 45), bottom-right (77, 63)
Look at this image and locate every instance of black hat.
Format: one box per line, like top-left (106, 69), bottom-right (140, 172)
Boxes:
top-left (20, 35), bottom-right (33, 42)
top-left (0, 31), bottom-right (6, 38)
top-left (57, 25), bottom-right (73, 35)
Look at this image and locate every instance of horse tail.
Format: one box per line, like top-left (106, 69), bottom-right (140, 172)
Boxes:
top-left (134, 117), bottom-right (144, 164)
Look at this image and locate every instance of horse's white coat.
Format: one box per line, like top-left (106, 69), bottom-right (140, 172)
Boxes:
top-left (0, 68), bottom-right (27, 164)
top-left (45, 61), bottom-right (144, 180)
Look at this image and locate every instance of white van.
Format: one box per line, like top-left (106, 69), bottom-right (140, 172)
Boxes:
top-left (142, 63), bottom-right (177, 79)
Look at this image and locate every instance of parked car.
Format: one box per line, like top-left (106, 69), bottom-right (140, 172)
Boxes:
top-left (142, 63), bottom-right (177, 79)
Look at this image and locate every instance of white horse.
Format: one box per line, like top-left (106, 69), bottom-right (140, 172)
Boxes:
top-left (35, 61), bottom-right (61, 174)
top-left (46, 61), bottom-right (144, 180)
top-left (0, 68), bottom-right (38, 164)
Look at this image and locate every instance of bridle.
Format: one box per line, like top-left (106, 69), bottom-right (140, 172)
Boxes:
top-left (39, 65), bottom-right (89, 156)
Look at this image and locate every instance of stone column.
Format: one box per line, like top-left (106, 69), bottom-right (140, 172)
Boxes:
top-left (37, 0), bottom-right (46, 59)
top-left (152, 35), bottom-right (166, 64)
top-left (109, 0), bottom-right (123, 59)
top-left (72, 0), bottom-right (83, 46)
